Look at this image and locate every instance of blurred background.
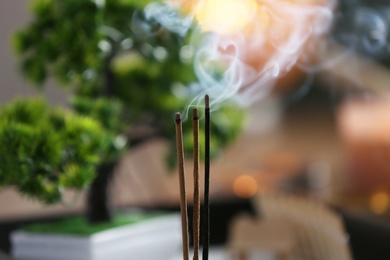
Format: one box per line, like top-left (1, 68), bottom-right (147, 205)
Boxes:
top-left (1, 0), bottom-right (390, 259)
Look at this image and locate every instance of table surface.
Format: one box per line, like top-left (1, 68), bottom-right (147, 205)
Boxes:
top-left (170, 248), bottom-right (227, 260)
top-left (170, 247), bottom-right (274, 260)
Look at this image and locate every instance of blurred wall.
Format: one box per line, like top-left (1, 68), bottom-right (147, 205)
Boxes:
top-left (0, 0), bottom-right (68, 104)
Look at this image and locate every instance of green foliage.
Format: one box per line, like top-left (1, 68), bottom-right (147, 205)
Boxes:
top-left (13, 0), bottom-right (167, 93)
top-left (70, 96), bottom-right (127, 162)
top-left (14, 0), bottom-right (100, 86)
top-left (0, 98), bottom-right (48, 124)
top-left (70, 96), bottom-right (124, 132)
top-left (0, 98), bottom-right (124, 204)
top-left (14, 0), bottom-right (246, 169)
top-left (166, 101), bottom-right (245, 169)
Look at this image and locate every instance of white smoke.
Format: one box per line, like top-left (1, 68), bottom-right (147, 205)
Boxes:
top-left (145, 0), bottom-right (336, 108)
top-left (335, 4), bottom-right (390, 60)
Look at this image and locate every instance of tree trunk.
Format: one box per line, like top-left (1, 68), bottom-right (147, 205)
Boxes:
top-left (86, 161), bottom-right (117, 224)
top-left (85, 46), bottom-right (119, 224)
top-left (103, 52), bottom-right (116, 97)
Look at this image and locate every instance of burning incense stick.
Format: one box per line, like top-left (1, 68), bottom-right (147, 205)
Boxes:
top-left (202, 95), bottom-right (210, 260)
top-left (192, 108), bottom-right (200, 260)
top-left (175, 112), bottom-right (189, 260)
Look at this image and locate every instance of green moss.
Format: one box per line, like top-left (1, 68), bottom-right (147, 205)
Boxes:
top-left (21, 213), bottom-right (164, 236)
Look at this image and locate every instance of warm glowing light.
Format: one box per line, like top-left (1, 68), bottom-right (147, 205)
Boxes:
top-left (195, 0), bottom-right (260, 35)
top-left (233, 175), bottom-right (258, 198)
top-left (156, 0), bottom-right (334, 104)
top-left (370, 192), bottom-right (390, 215)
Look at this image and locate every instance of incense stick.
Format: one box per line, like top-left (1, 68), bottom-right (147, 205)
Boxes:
top-left (175, 113), bottom-right (189, 260)
top-left (202, 95), bottom-right (210, 260)
top-left (192, 108), bottom-right (200, 260)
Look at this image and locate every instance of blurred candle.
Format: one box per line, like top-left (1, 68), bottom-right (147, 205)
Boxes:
top-left (338, 98), bottom-right (390, 193)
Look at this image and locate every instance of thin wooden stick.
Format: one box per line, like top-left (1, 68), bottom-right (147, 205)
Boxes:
top-left (192, 108), bottom-right (200, 260)
top-left (175, 112), bottom-right (189, 260)
top-left (202, 95), bottom-right (210, 260)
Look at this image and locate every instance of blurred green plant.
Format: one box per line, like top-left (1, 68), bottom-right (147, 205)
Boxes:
top-left (14, 0), bottom-right (244, 156)
top-left (13, 0), bottom-right (246, 223)
top-left (0, 98), bottom-right (124, 204)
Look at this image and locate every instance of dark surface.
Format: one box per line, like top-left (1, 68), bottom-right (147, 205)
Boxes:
top-left (0, 213), bottom-right (77, 254)
top-left (0, 251), bottom-right (12, 260)
top-left (0, 198), bottom-right (253, 253)
top-left (3, 198), bottom-right (390, 260)
top-left (341, 211), bottom-right (390, 260)
top-left (86, 162), bottom-right (117, 224)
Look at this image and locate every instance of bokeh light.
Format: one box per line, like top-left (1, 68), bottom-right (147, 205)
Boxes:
top-left (233, 175), bottom-right (258, 198)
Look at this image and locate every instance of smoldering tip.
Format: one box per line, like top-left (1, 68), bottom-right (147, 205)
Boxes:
top-left (175, 112), bottom-right (181, 122)
top-left (193, 108), bottom-right (199, 120)
top-left (205, 94), bottom-right (210, 109)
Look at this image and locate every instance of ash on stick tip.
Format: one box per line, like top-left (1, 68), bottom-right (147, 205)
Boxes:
top-left (193, 108), bottom-right (199, 120)
top-left (205, 95), bottom-right (210, 109)
top-left (175, 112), bottom-right (181, 122)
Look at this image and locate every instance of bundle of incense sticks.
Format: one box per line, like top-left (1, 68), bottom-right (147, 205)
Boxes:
top-left (175, 95), bottom-right (210, 260)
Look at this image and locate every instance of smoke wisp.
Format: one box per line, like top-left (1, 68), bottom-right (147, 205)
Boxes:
top-left (145, 0), bottom-right (336, 108)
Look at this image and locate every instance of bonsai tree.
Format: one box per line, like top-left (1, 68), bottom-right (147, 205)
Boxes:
top-left (13, 0), bottom-right (245, 223)
top-left (0, 98), bottom-right (125, 222)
